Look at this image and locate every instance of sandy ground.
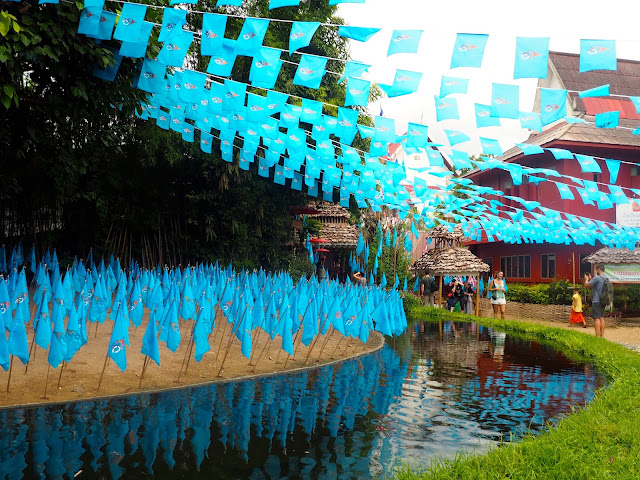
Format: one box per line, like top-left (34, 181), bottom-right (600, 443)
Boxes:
top-left (0, 307), bottom-right (384, 408)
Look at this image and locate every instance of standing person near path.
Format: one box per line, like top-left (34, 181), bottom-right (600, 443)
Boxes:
top-left (585, 265), bottom-right (608, 337)
top-left (489, 271), bottom-right (506, 320)
top-left (420, 271), bottom-right (435, 306)
top-left (569, 287), bottom-right (587, 328)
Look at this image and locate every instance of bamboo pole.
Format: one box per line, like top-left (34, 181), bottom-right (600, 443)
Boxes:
top-left (438, 275), bottom-right (443, 308)
top-left (216, 304), bottom-right (249, 377)
top-left (138, 356), bottom-right (149, 388)
top-left (43, 363), bottom-right (51, 399)
top-left (56, 360), bottom-right (65, 389)
top-left (96, 353), bottom-right (110, 394)
top-left (6, 356), bottom-right (14, 393)
top-left (475, 275), bottom-right (480, 317)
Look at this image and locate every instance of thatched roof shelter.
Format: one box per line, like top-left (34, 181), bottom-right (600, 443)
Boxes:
top-left (411, 224), bottom-right (490, 276)
top-left (305, 202), bottom-right (358, 248)
top-left (583, 247), bottom-right (640, 265)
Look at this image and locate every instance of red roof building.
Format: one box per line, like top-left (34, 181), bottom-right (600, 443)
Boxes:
top-left (464, 52), bottom-right (640, 284)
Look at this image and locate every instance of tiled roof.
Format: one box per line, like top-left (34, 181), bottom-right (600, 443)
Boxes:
top-left (499, 117), bottom-right (640, 162)
top-left (319, 223), bottom-right (359, 247)
top-left (548, 52), bottom-right (640, 114)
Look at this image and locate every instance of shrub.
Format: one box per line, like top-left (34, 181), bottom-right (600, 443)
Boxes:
top-left (288, 257), bottom-right (315, 284)
top-left (401, 292), bottom-right (422, 309)
top-left (547, 280), bottom-right (577, 305)
top-left (505, 283), bottom-right (550, 305)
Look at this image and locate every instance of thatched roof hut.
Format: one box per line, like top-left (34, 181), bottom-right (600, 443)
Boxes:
top-left (411, 224), bottom-right (490, 276)
top-left (305, 202), bottom-right (358, 248)
top-left (583, 247), bottom-right (640, 265)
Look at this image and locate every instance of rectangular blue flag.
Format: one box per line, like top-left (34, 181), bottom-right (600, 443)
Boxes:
top-left (480, 137), bottom-right (503, 156)
top-left (475, 103), bottom-right (500, 128)
top-left (381, 69), bottom-right (422, 97)
top-left (439, 76), bottom-right (469, 97)
top-left (206, 38), bottom-right (237, 77)
top-left (338, 60), bottom-right (371, 83)
top-left (445, 129), bottom-right (470, 146)
top-left (374, 115), bottom-right (395, 143)
top-left (595, 110), bottom-right (619, 129)
top-left (249, 47), bottom-right (282, 89)
top-left (406, 122), bottom-right (428, 148)
top-left (344, 77), bottom-right (370, 106)
top-left (490, 83), bottom-right (519, 119)
top-left (289, 21), bottom-right (320, 54)
top-left (113, 3), bottom-right (146, 42)
top-left (158, 8), bottom-right (187, 42)
top-left (580, 39), bottom-right (616, 72)
top-left (293, 55), bottom-right (327, 89)
top-left (157, 30), bottom-right (193, 67)
top-left (514, 37), bottom-right (549, 79)
top-left (575, 154), bottom-right (601, 173)
top-left (540, 88), bottom-right (567, 126)
top-left (119, 21), bottom-right (153, 59)
top-left (235, 18), bottom-right (269, 56)
top-left (555, 182), bottom-right (575, 200)
top-left (387, 29), bottom-right (423, 56)
top-left (519, 111), bottom-right (542, 132)
top-left (435, 95), bottom-right (459, 121)
top-left (201, 13), bottom-right (227, 55)
top-left (86, 11), bottom-right (116, 41)
top-left (269, 0), bottom-right (300, 8)
top-left (451, 33), bottom-right (488, 68)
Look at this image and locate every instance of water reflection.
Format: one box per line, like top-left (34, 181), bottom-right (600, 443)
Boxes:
top-left (0, 321), bottom-right (602, 479)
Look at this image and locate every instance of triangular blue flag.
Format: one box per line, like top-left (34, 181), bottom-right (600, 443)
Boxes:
top-left (605, 159), bottom-right (621, 183)
top-left (338, 26), bottom-right (381, 42)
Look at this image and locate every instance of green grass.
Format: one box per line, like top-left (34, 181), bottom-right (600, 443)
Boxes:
top-left (393, 305), bottom-right (640, 480)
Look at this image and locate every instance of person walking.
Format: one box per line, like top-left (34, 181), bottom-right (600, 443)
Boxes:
top-left (569, 287), bottom-right (587, 328)
top-left (463, 281), bottom-right (475, 315)
top-left (489, 271), bottom-right (506, 320)
top-left (584, 265), bottom-right (608, 337)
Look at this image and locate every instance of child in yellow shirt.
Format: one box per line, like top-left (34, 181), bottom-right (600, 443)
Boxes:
top-left (569, 287), bottom-right (587, 328)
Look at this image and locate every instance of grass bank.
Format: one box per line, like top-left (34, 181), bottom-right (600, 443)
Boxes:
top-left (395, 304), bottom-right (640, 480)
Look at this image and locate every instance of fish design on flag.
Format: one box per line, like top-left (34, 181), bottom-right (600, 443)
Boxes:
top-left (290, 32), bottom-right (305, 40)
top-left (396, 76), bottom-right (411, 82)
top-left (0, 301), bottom-right (8, 314)
top-left (315, 125), bottom-right (325, 131)
top-left (211, 97), bottom-right (222, 103)
top-left (409, 129), bottom-right (421, 135)
top-left (349, 88), bottom-right (363, 95)
top-left (255, 61), bottom-right (271, 68)
top-left (82, 11), bottom-right (94, 19)
top-left (544, 104), bottom-right (560, 112)
top-left (226, 91), bottom-right (239, 98)
top-left (303, 108), bottom-right (317, 114)
top-left (444, 80), bottom-right (459, 86)
top-left (243, 32), bottom-right (257, 40)
top-left (477, 110), bottom-right (489, 117)
top-left (205, 30), bottom-right (218, 39)
top-left (165, 22), bottom-right (176, 31)
top-left (393, 34), bottom-right (410, 42)
top-left (299, 68), bottom-right (315, 75)
top-left (437, 102), bottom-right (451, 109)
top-left (494, 98), bottom-right (509, 104)
top-left (200, 99), bottom-right (208, 106)
top-left (247, 129), bottom-right (257, 135)
top-left (520, 51), bottom-right (540, 60)
top-left (166, 44), bottom-right (180, 51)
top-left (587, 46), bottom-right (609, 54)
top-left (201, 139), bottom-right (210, 145)
top-left (232, 114), bottom-right (244, 120)
top-left (458, 44), bottom-right (477, 52)
top-left (282, 113), bottom-right (294, 120)
top-left (214, 58), bottom-right (228, 65)
top-left (184, 83), bottom-right (196, 90)
top-left (339, 120), bottom-right (352, 127)
top-left (121, 18), bottom-right (135, 26)
top-left (15, 293), bottom-right (26, 304)
top-left (183, 128), bottom-right (191, 133)
top-left (267, 103), bottom-right (278, 109)
top-left (111, 339), bottom-right (125, 353)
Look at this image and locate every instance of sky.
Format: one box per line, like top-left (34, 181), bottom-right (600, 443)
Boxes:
top-left (337, 0), bottom-right (640, 156)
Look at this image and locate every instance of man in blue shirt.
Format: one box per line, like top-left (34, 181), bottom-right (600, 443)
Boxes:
top-left (584, 264), bottom-right (607, 337)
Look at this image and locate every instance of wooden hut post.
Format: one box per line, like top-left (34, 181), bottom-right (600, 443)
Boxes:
top-left (475, 274), bottom-right (480, 316)
top-left (438, 275), bottom-right (443, 308)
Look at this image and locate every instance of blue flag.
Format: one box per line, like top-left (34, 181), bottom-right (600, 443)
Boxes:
top-left (293, 55), bottom-right (327, 89)
top-left (450, 33), bottom-right (488, 68)
top-left (475, 103), bottom-right (500, 128)
top-left (445, 129), bottom-right (470, 146)
top-left (157, 30), bottom-right (193, 67)
top-left (48, 304), bottom-right (67, 369)
top-left (344, 77), bottom-right (370, 107)
top-left (480, 137), bottom-right (503, 156)
top-left (158, 8), bottom-right (187, 42)
top-left (338, 26), bottom-right (381, 42)
top-left (490, 83), bottom-right (519, 119)
top-left (289, 21), bottom-right (320, 54)
top-left (380, 69), bottom-right (422, 97)
top-left (540, 88), bottom-right (567, 126)
top-left (519, 111), bottom-right (542, 132)
top-left (141, 312), bottom-right (160, 366)
top-left (137, 58), bottom-right (166, 94)
top-left (387, 29), bottom-right (423, 56)
top-left (338, 60), bottom-right (371, 83)
top-left (580, 39), bottom-right (616, 72)
top-left (201, 13), bottom-right (227, 55)
top-left (113, 3), bottom-right (147, 42)
top-left (108, 305), bottom-right (128, 371)
top-left (439, 76), bottom-right (469, 97)
top-left (8, 307), bottom-right (29, 364)
top-left (435, 95), bottom-right (459, 121)
top-left (514, 37), bottom-right (549, 79)
top-left (235, 18), bottom-right (269, 56)
top-left (206, 38), bottom-right (237, 77)
top-left (269, 0), bottom-right (300, 8)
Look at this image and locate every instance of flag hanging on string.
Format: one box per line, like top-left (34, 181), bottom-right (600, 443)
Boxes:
top-left (580, 39), bottom-right (616, 72)
top-left (450, 33), bottom-right (488, 68)
top-left (293, 55), bottom-right (327, 89)
top-left (514, 37), bottom-right (549, 79)
top-left (387, 29), bottom-right (423, 56)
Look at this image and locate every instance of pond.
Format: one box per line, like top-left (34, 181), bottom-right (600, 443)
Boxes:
top-left (0, 320), bottom-right (603, 479)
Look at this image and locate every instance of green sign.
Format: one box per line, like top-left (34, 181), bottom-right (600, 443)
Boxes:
top-left (604, 264), bottom-right (640, 283)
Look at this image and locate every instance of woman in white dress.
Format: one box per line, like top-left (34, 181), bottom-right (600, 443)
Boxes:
top-left (489, 271), bottom-right (506, 320)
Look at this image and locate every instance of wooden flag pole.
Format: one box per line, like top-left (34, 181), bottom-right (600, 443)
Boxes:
top-left (177, 313), bottom-right (199, 382)
top-left (475, 274), bottom-right (480, 317)
top-left (43, 363), bottom-right (51, 399)
top-left (96, 353), bottom-right (110, 393)
top-left (215, 316), bottom-right (231, 361)
top-left (6, 356), bottom-right (14, 393)
top-left (315, 326), bottom-right (335, 362)
top-left (305, 318), bottom-right (330, 365)
top-left (138, 356), bottom-right (149, 389)
top-left (56, 360), bottom-right (65, 389)
top-left (25, 333), bottom-right (37, 374)
top-left (284, 299), bottom-right (314, 368)
top-left (330, 335), bottom-right (344, 359)
top-left (216, 304), bottom-right (248, 377)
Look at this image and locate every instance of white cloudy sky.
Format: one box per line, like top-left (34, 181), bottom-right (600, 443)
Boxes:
top-left (338, 0), bottom-right (640, 155)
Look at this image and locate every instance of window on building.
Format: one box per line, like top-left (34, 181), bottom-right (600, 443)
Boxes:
top-left (541, 254), bottom-right (556, 279)
top-left (580, 254), bottom-right (591, 277)
top-left (500, 255), bottom-right (531, 278)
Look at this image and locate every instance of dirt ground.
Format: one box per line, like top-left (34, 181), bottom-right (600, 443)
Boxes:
top-left (0, 308), bottom-right (384, 408)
